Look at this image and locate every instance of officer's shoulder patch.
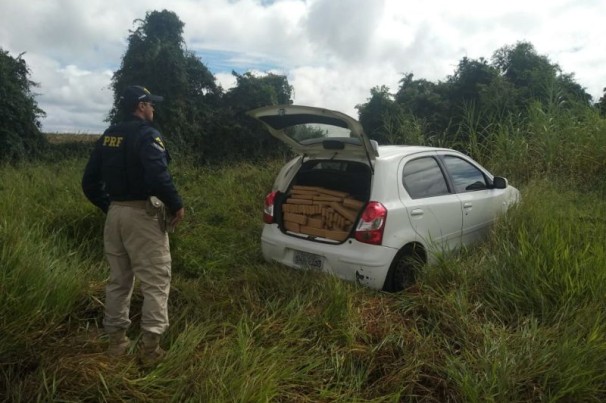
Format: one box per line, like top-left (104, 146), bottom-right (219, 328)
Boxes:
top-left (153, 136), bottom-right (165, 150)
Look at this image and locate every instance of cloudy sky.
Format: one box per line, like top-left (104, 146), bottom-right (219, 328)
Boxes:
top-left (1, 0), bottom-right (605, 133)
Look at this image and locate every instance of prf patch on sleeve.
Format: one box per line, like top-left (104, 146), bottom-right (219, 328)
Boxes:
top-left (152, 136), bottom-right (166, 151)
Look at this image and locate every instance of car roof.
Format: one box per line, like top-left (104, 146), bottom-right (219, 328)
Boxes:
top-left (375, 145), bottom-right (452, 159)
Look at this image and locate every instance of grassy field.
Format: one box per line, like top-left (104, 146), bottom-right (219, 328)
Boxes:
top-left (44, 132), bottom-right (100, 144)
top-left (1, 106), bottom-right (606, 401)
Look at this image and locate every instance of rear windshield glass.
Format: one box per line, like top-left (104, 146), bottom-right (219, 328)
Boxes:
top-left (286, 123), bottom-right (355, 144)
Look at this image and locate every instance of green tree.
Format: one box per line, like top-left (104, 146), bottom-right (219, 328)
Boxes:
top-left (224, 72), bottom-right (292, 112)
top-left (356, 85), bottom-right (400, 143)
top-left (380, 42), bottom-right (593, 147)
top-left (447, 57), bottom-right (499, 104)
top-left (442, 57), bottom-right (503, 142)
top-left (395, 74), bottom-right (450, 138)
top-left (0, 49), bottom-right (46, 162)
top-left (204, 72), bottom-right (293, 161)
top-left (554, 72), bottom-right (592, 109)
top-left (109, 10), bottom-right (220, 150)
top-left (491, 41), bottom-right (591, 111)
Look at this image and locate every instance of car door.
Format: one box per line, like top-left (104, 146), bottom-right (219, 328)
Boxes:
top-left (400, 154), bottom-right (463, 254)
top-left (440, 154), bottom-right (504, 245)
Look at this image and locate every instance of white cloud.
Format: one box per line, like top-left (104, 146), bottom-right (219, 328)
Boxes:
top-left (214, 72), bottom-right (238, 92)
top-left (22, 54), bottom-right (114, 133)
top-left (1, 0), bottom-right (605, 133)
top-left (304, 0), bottom-right (385, 63)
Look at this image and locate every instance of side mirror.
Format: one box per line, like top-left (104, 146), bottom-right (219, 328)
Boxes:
top-left (493, 176), bottom-right (508, 189)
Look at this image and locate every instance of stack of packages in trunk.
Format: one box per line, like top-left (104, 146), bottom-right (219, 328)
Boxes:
top-left (282, 185), bottom-right (365, 241)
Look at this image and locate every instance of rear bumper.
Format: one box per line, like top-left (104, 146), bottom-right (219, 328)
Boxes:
top-left (261, 224), bottom-right (397, 290)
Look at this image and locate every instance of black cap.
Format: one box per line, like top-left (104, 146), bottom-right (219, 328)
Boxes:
top-left (121, 85), bottom-right (164, 109)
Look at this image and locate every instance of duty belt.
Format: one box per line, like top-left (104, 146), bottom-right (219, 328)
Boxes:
top-left (111, 200), bottom-right (147, 209)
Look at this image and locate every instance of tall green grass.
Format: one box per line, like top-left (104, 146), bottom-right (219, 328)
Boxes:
top-left (1, 102), bottom-right (606, 401)
top-left (452, 101), bottom-right (606, 195)
top-left (414, 180), bottom-right (606, 401)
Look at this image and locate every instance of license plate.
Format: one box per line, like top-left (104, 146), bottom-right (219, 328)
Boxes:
top-left (293, 250), bottom-right (324, 270)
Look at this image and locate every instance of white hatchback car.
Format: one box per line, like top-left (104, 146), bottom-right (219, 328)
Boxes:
top-left (249, 105), bottom-right (520, 291)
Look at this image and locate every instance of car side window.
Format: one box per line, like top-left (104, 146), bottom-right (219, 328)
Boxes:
top-left (443, 156), bottom-right (488, 193)
top-left (403, 157), bottom-right (450, 199)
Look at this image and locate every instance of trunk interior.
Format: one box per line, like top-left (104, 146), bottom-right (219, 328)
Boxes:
top-left (275, 159), bottom-right (372, 242)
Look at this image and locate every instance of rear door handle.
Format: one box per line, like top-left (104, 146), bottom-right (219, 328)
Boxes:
top-left (410, 209), bottom-right (424, 217)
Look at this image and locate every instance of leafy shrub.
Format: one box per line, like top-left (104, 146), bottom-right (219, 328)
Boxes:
top-left (0, 49), bottom-right (47, 162)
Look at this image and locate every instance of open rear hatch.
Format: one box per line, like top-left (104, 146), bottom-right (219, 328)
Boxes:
top-left (247, 105), bottom-right (378, 165)
top-left (249, 105), bottom-right (376, 243)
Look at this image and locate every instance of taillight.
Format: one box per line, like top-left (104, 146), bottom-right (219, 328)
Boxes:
top-left (355, 201), bottom-right (387, 245)
top-left (263, 191), bottom-right (277, 224)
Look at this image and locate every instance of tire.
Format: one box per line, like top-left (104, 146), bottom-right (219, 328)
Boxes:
top-left (384, 245), bottom-right (424, 292)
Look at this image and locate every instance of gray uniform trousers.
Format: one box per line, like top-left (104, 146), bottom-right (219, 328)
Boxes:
top-left (102, 202), bottom-right (171, 335)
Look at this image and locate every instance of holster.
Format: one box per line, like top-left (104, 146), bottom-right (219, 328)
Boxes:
top-left (146, 196), bottom-right (174, 233)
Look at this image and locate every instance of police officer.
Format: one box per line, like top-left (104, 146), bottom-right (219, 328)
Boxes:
top-left (82, 85), bottom-right (184, 365)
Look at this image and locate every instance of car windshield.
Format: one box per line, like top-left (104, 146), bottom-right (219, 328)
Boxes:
top-left (285, 123), bottom-right (354, 144)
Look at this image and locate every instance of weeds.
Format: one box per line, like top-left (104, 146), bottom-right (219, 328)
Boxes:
top-left (1, 104), bottom-right (606, 400)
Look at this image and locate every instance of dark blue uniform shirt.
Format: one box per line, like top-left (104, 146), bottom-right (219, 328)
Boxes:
top-left (82, 116), bottom-right (183, 214)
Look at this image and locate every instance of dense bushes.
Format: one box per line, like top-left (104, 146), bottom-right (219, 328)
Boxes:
top-left (0, 49), bottom-right (47, 162)
top-left (357, 41), bottom-right (597, 147)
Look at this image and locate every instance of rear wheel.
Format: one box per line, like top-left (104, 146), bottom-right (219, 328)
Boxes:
top-left (383, 244), bottom-right (424, 292)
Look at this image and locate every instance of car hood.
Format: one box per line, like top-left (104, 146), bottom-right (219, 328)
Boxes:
top-left (247, 105), bottom-right (378, 161)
